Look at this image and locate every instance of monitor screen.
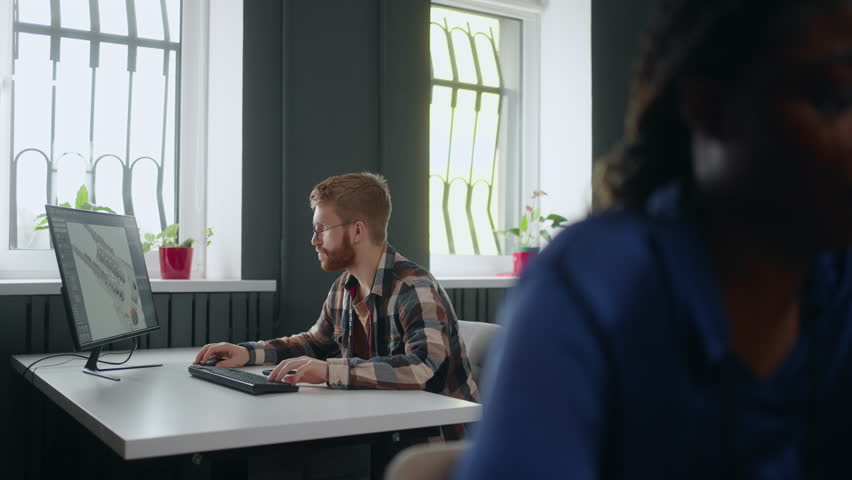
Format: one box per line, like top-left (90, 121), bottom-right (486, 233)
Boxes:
top-left (46, 205), bottom-right (159, 350)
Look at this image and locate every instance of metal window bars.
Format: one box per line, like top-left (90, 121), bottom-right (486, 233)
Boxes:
top-left (9, 0), bottom-right (180, 249)
top-left (430, 10), bottom-right (507, 256)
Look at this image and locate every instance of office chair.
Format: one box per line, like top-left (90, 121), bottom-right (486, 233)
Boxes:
top-left (384, 320), bottom-right (501, 480)
top-left (457, 320), bottom-right (501, 387)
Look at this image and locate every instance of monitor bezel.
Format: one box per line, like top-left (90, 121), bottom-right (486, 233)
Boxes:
top-left (46, 205), bottom-right (160, 351)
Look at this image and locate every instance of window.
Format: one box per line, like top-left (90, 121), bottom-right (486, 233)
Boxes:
top-left (0, 1), bottom-right (243, 279)
top-left (9, 0), bottom-right (180, 249)
top-left (430, 2), bottom-right (538, 275)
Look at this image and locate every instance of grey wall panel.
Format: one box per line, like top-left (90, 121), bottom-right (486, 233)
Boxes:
top-left (231, 293), bottom-right (248, 343)
top-left (30, 296), bottom-right (47, 353)
top-left (0, 296), bottom-right (27, 471)
top-left (260, 292), bottom-right (278, 340)
top-left (170, 294), bottom-right (194, 346)
top-left (207, 293), bottom-right (232, 344)
top-left (446, 288), bottom-right (507, 324)
top-left (47, 296), bottom-right (74, 352)
top-left (194, 294), bottom-right (210, 346)
top-left (149, 294), bottom-right (170, 349)
top-left (246, 292), bottom-right (260, 341)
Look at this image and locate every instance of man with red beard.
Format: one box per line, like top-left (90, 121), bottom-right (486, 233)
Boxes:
top-left (195, 172), bottom-right (478, 440)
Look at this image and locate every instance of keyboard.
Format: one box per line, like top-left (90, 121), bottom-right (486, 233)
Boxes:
top-left (188, 365), bottom-right (299, 395)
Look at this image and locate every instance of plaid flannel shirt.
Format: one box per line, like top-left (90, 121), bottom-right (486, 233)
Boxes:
top-left (240, 244), bottom-right (479, 408)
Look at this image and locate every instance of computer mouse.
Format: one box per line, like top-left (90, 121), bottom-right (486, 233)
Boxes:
top-left (205, 357), bottom-right (223, 366)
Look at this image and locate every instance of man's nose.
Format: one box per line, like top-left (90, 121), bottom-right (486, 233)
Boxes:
top-left (311, 232), bottom-right (320, 246)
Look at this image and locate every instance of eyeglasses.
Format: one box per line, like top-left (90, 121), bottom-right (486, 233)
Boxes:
top-left (312, 222), bottom-right (355, 236)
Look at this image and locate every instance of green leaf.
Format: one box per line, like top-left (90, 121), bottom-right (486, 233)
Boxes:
top-left (163, 224), bottom-right (179, 239)
top-left (531, 208), bottom-right (540, 223)
top-left (546, 214), bottom-right (568, 227)
top-left (179, 238), bottom-right (194, 248)
top-left (80, 201), bottom-right (93, 211)
top-left (59, 202), bottom-right (72, 208)
top-left (75, 185), bottom-right (89, 209)
top-left (144, 233), bottom-right (156, 243)
top-left (519, 215), bottom-right (528, 233)
top-left (33, 215), bottom-right (49, 231)
top-left (91, 205), bottom-right (116, 214)
top-left (539, 230), bottom-right (552, 242)
top-left (142, 242), bottom-right (151, 254)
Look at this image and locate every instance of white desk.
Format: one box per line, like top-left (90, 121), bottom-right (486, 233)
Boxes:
top-left (11, 347), bottom-right (481, 460)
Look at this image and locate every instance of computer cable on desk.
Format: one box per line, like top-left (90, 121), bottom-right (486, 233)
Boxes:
top-left (23, 338), bottom-right (139, 381)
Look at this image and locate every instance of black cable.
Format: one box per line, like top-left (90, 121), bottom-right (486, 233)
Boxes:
top-left (23, 338), bottom-right (139, 381)
top-left (97, 338), bottom-right (138, 365)
top-left (23, 353), bottom-right (89, 382)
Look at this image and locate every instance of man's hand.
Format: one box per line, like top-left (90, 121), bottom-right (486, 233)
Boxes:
top-left (267, 356), bottom-right (328, 385)
top-left (194, 342), bottom-right (249, 368)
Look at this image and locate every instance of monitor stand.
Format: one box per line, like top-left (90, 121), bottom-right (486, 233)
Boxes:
top-left (83, 346), bottom-right (163, 381)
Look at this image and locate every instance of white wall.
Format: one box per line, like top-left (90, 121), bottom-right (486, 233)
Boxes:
top-left (538, 0), bottom-right (592, 228)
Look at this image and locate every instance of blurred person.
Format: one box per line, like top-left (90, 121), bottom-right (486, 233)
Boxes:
top-left (195, 172), bottom-right (477, 441)
top-left (456, 0), bottom-right (852, 477)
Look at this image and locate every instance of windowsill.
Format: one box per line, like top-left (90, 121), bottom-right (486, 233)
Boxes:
top-left (0, 279), bottom-right (277, 296)
top-left (436, 276), bottom-right (517, 289)
top-left (0, 276), bottom-right (510, 295)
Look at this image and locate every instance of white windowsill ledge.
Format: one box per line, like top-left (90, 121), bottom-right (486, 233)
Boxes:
top-left (1, 275), bottom-right (514, 296)
top-left (0, 279), bottom-right (277, 296)
top-left (436, 276), bottom-right (517, 289)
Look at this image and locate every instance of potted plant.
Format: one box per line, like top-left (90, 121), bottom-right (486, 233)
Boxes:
top-left (497, 190), bottom-right (568, 276)
top-left (33, 185), bottom-right (117, 231)
top-left (142, 224), bottom-right (213, 279)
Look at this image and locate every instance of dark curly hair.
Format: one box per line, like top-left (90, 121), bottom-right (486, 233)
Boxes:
top-left (594, 0), bottom-right (839, 210)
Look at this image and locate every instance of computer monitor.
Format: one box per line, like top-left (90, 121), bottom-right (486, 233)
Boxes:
top-left (46, 205), bottom-right (162, 380)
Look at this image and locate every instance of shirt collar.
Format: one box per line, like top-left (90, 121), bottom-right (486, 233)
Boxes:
top-left (343, 243), bottom-right (398, 298)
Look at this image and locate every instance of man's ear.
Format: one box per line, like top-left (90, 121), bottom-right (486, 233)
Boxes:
top-left (353, 220), bottom-right (368, 244)
top-left (679, 79), bottom-right (726, 139)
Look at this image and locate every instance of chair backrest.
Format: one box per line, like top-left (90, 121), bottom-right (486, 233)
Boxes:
top-left (456, 320), bottom-right (501, 386)
top-left (384, 440), bottom-right (471, 480)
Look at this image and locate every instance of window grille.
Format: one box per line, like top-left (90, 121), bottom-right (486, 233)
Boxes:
top-left (9, 0), bottom-right (181, 250)
top-left (429, 5), bottom-right (521, 256)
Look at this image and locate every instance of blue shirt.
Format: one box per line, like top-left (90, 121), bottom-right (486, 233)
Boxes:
top-left (454, 184), bottom-right (852, 479)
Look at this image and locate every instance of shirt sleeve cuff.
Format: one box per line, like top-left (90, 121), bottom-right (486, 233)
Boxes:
top-left (327, 357), bottom-right (350, 389)
top-left (237, 342), bottom-right (266, 365)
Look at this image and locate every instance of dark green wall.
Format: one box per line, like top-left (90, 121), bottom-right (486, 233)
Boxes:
top-left (591, 1), bottom-right (654, 161)
top-left (243, 0), bottom-right (431, 336)
top-left (242, 0), bottom-right (284, 283)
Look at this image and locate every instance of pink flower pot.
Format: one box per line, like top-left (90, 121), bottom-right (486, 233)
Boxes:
top-left (512, 248), bottom-right (539, 276)
top-left (159, 247), bottom-right (193, 279)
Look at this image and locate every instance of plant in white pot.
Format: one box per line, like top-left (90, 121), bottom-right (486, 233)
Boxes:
top-left (497, 190), bottom-right (567, 276)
